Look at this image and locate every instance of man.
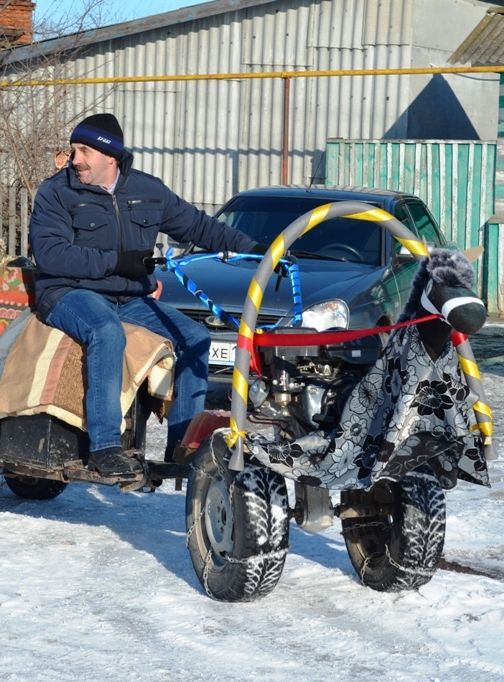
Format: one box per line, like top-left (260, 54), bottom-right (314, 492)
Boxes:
top-left (29, 113), bottom-right (259, 477)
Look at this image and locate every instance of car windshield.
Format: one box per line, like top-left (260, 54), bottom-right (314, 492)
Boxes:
top-left (217, 196), bottom-right (382, 265)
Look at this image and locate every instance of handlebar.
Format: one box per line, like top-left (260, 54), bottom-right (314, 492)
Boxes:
top-left (143, 256), bottom-right (167, 267)
top-left (147, 250), bottom-right (304, 331)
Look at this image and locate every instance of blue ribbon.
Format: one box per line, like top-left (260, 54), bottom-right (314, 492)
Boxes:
top-left (162, 251), bottom-right (303, 330)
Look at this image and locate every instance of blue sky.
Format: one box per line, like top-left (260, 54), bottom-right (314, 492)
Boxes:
top-left (34, 0), bottom-right (210, 29)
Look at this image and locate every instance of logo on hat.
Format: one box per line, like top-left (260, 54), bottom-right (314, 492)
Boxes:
top-left (70, 114), bottom-right (125, 159)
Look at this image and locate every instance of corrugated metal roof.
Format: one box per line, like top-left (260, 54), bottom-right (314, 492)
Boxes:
top-left (449, 6), bottom-right (504, 65)
top-left (5, 0), bottom-right (279, 65)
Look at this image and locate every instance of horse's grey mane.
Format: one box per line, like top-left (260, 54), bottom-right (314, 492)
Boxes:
top-left (398, 248), bottom-right (474, 321)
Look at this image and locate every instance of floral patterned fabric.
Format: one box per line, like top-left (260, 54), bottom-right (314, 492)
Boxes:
top-left (247, 324), bottom-right (489, 491)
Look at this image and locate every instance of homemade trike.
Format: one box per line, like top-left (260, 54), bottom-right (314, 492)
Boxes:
top-left (181, 201), bottom-right (492, 600)
top-left (0, 202), bottom-right (492, 602)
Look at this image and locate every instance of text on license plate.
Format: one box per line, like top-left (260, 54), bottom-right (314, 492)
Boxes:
top-left (210, 340), bottom-right (236, 366)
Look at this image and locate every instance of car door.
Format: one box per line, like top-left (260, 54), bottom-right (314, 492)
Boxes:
top-left (403, 200), bottom-right (446, 248)
top-left (387, 201), bottom-right (425, 311)
top-left (392, 199), bottom-right (448, 309)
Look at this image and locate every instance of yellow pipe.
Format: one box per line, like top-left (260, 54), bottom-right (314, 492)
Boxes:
top-left (1, 64), bottom-right (503, 88)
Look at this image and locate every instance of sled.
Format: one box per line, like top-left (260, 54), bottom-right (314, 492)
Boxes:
top-left (0, 259), bottom-right (189, 496)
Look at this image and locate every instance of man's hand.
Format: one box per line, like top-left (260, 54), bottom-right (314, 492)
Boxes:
top-left (251, 243), bottom-right (270, 256)
top-left (114, 250), bottom-right (154, 278)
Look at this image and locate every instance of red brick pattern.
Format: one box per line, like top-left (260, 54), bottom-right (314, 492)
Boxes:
top-left (0, 0), bottom-right (35, 46)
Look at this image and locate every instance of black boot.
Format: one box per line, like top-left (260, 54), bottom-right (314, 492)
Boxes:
top-left (88, 447), bottom-right (143, 477)
top-left (164, 441), bottom-right (185, 463)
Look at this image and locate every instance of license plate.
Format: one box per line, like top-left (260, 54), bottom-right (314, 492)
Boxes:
top-left (209, 340), bottom-right (236, 366)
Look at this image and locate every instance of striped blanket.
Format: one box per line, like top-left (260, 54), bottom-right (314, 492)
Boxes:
top-left (0, 314), bottom-right (175, 432)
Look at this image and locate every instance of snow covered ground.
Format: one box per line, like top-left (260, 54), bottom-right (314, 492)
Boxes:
top-left (0, 329), bottom-right (503, 681)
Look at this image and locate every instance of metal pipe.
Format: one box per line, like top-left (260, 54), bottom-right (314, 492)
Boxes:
top-left (281, 77), bottom-right (290, 185)
top-left (1, 64), bottom-right (503, 89)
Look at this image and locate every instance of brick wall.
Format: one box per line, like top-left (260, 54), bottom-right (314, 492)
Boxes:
top-left (0, 0), bottom-right (35, 47)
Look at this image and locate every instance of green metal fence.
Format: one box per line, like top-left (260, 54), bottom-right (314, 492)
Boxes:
top-left (326, 139), bottom-right (500, 313)
top-left (483, 220), bottom-right (504, 318)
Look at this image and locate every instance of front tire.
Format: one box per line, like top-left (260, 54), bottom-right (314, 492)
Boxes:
top-left (3, 471), bottom-right (68, 500)
top-left (186, 432), bottom-right (289, 602)
top-left (341, 466), bottom-right (445, 591)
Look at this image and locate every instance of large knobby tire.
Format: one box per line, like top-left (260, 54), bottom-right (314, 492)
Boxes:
top-left (186, 432), bottom-right (290, 602)
top-left (3, 472), bottom-right (68, 500)
top-left (341, 466), bottom-right (445, 592)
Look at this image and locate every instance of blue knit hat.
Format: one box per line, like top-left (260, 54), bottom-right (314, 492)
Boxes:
top-left (70, 113), bottom-right (124, 159)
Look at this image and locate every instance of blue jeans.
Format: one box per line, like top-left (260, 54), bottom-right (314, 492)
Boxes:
top-left (46, 290), bottom-right (210, 453)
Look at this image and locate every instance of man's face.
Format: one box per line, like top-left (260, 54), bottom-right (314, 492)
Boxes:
top-left (71, 143), bottom-right (117, 187)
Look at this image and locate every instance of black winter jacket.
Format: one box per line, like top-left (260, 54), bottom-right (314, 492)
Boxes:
top-left (29, 151), bottom-right (257, 319)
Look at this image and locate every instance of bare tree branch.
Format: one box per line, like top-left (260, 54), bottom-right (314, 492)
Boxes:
top-left (0, 0), bottom-right (119, 202)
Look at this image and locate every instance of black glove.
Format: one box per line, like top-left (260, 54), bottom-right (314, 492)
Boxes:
top-left (251, 243), bottom-right (270, 255)
top-left (113, 250), bottom-right (154, 278)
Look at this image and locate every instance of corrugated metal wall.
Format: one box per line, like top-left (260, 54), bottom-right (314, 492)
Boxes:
top-left (55, 0), bottom-right (416, 213)
top-left (2, 0), bottom-right (494, 213)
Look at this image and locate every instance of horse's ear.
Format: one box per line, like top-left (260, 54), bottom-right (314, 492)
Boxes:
top-left (463, 245), bottom-right (483, 262)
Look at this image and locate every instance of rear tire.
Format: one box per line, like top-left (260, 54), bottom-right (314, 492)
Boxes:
top-left (3, 472), bottom-right (68, 500)
top-left (341, 466), bottom-right (445, 591)
top-left (186, 432), bottom-right (289, 602)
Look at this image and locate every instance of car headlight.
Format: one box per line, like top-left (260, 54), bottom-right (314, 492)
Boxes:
top-left (301, 300), bottom-right (349, 331)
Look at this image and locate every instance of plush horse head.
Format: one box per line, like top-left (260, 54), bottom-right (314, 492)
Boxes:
top-left (399, 248), bottom-right (487, 359)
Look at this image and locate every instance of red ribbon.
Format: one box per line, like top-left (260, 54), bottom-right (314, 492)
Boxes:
top-left (252, 313), bottom-right (441, 348)
top-left (233, 313), bottom-right (441, 376)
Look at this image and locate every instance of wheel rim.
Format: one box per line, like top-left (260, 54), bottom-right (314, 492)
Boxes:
top-left (204, 476), bottom-right (234, 558)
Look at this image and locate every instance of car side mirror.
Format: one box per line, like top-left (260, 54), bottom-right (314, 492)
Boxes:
top-left (396, 245), bottom-right (416, 261)
top-left (396, 241), bottom-right (436, 261)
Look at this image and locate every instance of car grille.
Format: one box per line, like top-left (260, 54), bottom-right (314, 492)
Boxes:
top-left (177, 308), bottom-right (281, 329)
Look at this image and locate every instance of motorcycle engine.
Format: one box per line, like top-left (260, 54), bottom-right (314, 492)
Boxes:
top-left (254, 327), bottom-right (380, 433)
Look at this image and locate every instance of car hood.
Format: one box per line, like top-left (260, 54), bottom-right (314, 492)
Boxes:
top-left (156, 257), bottom-right (387, 316)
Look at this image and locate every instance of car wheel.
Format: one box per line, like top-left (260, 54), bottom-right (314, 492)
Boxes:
top-left (186, 432), bottom-right (290, 602)
top-left (3, 471), bottom-right (68, 500)
top-left (340, 465), bottom-right (445, 591)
